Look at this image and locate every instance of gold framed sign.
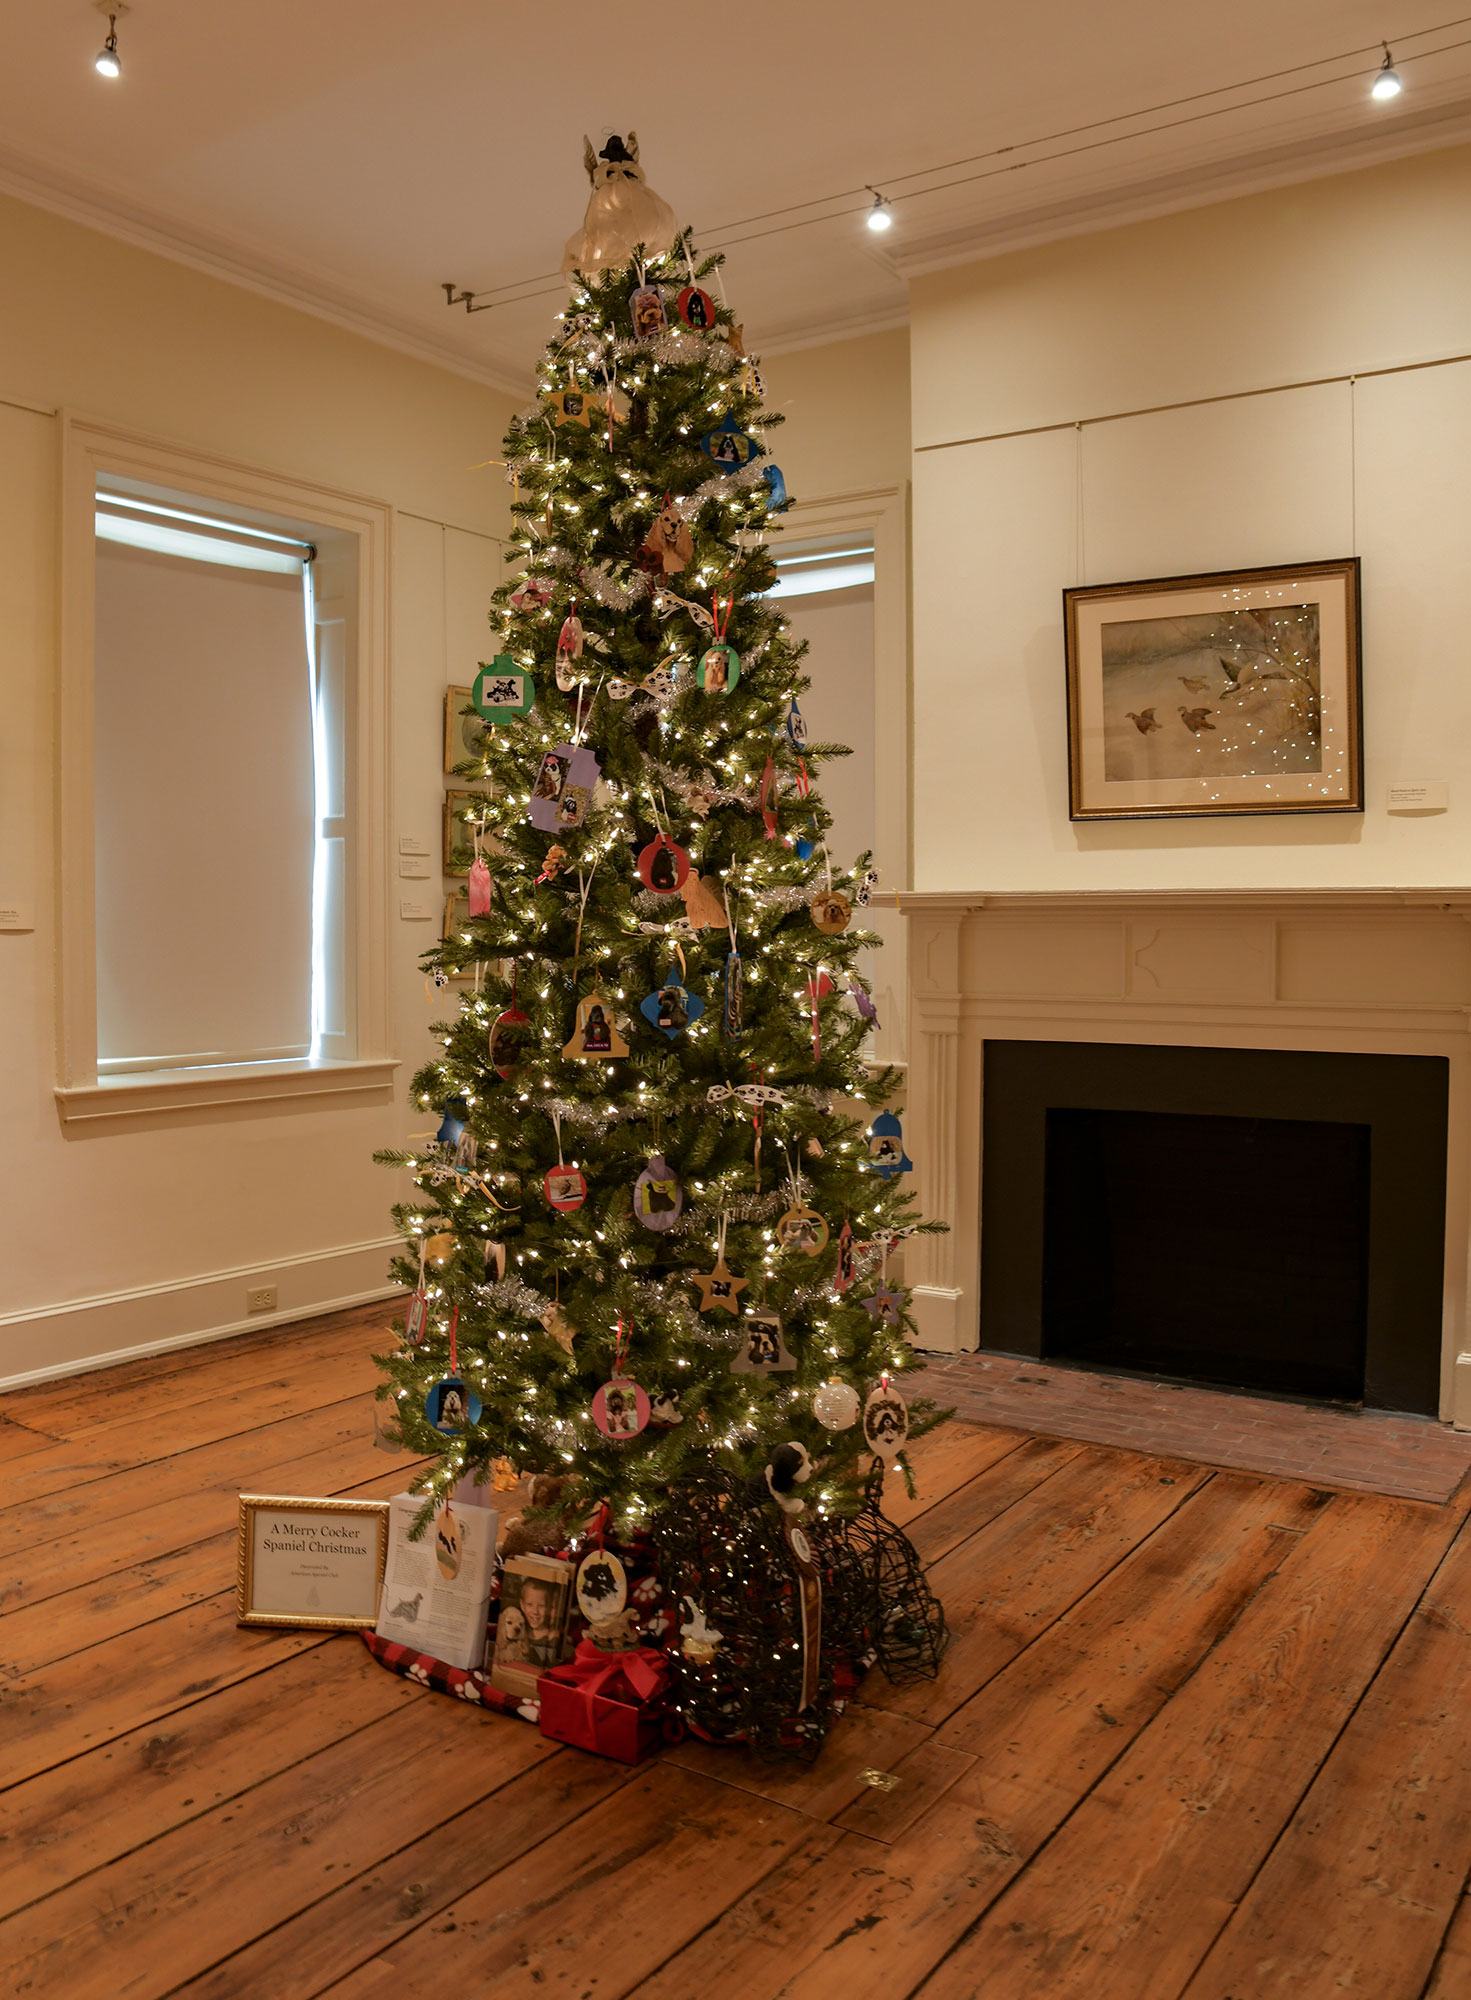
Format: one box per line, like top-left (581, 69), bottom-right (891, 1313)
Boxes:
top-left (1063, 558), bottom-right (1363, 821)
top-left (236, 1496), bottom-right (390, 1631)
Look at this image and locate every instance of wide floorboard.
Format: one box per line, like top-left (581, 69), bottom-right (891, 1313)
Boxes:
top-left (2, 1306), bottom-right (1470, 1998)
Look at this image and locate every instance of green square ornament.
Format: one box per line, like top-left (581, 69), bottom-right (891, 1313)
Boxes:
top-left (473, 657), bottom-right (535, 721)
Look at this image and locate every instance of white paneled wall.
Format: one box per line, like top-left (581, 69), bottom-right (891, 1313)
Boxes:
top-left (0, 428), bottom-right (504, 1380)
top-left (390, 515), bottom-right (502, 1095)
top-left (913, 363), bottom-right (1471, 890)
top-left (909, 145), bottom-right (1471, 894)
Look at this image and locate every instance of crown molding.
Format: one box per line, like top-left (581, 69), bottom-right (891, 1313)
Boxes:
top-left (886, 96), bottom-right (1471, 282)
top-left (0, 147), bottom-right (534, 398)
top-left (753, 298), bottom-right (911, 357)
top-left (8, 92), bottom-right (1467, 397)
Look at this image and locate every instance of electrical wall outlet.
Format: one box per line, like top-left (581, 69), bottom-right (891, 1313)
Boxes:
top-left (246, 1285), bottom-right (277, 1315)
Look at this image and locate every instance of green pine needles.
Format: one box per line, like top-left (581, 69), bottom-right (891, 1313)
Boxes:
top-left (375, 233), bottom-right (942, 1529)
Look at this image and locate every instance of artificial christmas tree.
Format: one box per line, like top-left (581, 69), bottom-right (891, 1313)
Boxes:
top-left (373, 138), bottom-right (944, 1752)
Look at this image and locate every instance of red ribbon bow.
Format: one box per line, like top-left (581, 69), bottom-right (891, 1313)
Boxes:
top-left (548, 1639), bottom-right (669, 1727)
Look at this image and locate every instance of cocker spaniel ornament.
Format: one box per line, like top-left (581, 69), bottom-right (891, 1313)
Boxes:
top-left (562, 133), bottom-right (678, 278)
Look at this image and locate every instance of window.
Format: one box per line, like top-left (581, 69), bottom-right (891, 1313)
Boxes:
top-left (56, 417), bottom-right (393, 1125)
top-left (92, 484), bottom-right (351, 1073)
top-left (766, 538), bottom-right (877, 867)
top-left (766, 542), bottom-right (875, 600)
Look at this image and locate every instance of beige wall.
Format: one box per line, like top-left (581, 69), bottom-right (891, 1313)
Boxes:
top-left (761, 328), bottom-right (910, 501)
top-left (0, 192), bottom-right (519, 1381)
top-left (909, 144), bottom-right (1471, 891)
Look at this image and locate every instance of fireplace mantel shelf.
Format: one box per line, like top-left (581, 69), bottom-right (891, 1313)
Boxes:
top-left (897, 886), bottom-right (1471, 914)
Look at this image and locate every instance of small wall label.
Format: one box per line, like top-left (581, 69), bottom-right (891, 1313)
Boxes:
top-left (1387, 781), bottom-right (1449, 814)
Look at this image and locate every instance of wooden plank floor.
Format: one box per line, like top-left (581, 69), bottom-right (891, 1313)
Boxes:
top-left (4, 1306), bottom-right (1471, 1998)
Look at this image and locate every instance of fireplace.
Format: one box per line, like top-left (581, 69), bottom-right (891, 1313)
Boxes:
top-left (980, 1040), bottom-right (1447, 1414)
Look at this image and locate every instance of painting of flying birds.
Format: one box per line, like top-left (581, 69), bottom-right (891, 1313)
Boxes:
top-left (1063, 559), bottom-right (1363, 820)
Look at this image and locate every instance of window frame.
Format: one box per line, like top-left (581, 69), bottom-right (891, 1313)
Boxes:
top-left (56, 413), bottom-right (397, 1126)
top-left (775, 485), bottom-right (911, 1070)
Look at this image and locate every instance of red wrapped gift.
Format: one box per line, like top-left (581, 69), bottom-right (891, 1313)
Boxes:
top-left (537, 1638), bottom-right (670, 1763)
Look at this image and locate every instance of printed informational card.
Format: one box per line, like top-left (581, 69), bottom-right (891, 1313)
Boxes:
top-left (374, 1492), bottom-right (499, 1670)
top-left (236, 1496), bottom-right (388, 1631)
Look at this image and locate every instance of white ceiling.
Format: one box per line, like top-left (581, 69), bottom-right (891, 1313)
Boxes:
top-left (3, 2), bottom-right (1470, 392)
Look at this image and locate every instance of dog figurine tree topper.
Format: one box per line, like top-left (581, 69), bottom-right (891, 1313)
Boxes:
top-left (562, 133), bottom-right (678, 278)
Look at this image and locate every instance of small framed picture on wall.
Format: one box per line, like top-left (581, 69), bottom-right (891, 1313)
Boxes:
top-left (443, 890), bottom-right (469, 941)
top-left (443, 789), bottom-right (494, 876)
top-left (444, 686), bottom-right (492, 775)
top-left (1063, 558), bottom-right (1362, 821)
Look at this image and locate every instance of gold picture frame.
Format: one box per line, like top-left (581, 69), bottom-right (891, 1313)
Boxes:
top-left (445, 686), bottom-right (492, 775)
top-left (1063, 558), bottom-right (1363, 821)
top-left (443, 788), bottom-right (494, 876)
top-left (236, 1495), bottom-right (389, 1631)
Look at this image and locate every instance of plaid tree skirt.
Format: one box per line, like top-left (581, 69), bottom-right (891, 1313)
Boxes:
top-left (361, 1630), bottom-right (541, 1720)
top-left (361, 1626), bottom-right (867, 1752)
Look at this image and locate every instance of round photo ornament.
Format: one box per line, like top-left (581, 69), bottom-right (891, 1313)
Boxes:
top-left (591, 1323), bottom-right (650, 1443)
top-left (636, 832), bottom-right (690, 896)
top-left (777, 1203), bottom-right (830, 1257)
top-left (591, 1377), bottom-right (650, 1441)
top-left (676, 284), bottom-right (717, 329)
top-left (543, 1110), bottom-right (588, 1213)
top-left (810, 890), bottom-right (852, 936)
top-left (426, 1375), bottom-right (481, 1435)
top-left (544, 1164), bottom-right (588, 1212)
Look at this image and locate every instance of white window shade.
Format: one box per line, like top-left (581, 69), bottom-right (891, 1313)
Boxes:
top-left (93, 538), bottom-right (315, 1069)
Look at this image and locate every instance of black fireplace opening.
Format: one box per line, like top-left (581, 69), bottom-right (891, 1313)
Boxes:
top-left (980, 1041), bottom-right (1448, 1416)
top-left (1042, 1106), bottom-right (1370, 1402)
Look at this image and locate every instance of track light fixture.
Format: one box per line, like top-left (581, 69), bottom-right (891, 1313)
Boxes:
top-left (93, 2), bottom-right (125, 77)
top-left (95, 14), bottom-right (120, 76)
top-left (1371, 43), bottom-right (1403, 100)
top-left (865, 189), bottom-right (893, 234)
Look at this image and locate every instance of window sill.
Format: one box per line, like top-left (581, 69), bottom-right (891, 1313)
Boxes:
top-left (55, 1056), bottom-right (400, 1128)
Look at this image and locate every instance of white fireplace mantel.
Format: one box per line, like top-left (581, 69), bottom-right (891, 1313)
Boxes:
top-left (899, 886), bottom-right (1471, 1427)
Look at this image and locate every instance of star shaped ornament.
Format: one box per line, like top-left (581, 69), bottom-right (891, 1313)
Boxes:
top-left (861, 1280), bottom-right (907, 1326)
top-left (692, 1257), bottom-right (748, 1315)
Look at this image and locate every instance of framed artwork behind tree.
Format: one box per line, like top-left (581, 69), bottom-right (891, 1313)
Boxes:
top-left (1063, 558), bottom-right (1362, 820)
top-left (443, 788), bottom-right (494, 876)
top-left (445, 686), bottom-right (492, 775)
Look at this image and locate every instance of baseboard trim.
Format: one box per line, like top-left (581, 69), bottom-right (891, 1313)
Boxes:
top-left (910, 1285), bottom-right (972, 1354)
top-left (0, 1284), bottom-right (403, 1392)
top-left (0, 1235), bottom-right (403, 1390)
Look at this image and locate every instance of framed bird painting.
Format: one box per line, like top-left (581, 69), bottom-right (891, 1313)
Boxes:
top-left (1063, 558), bottom-right (1362, 820)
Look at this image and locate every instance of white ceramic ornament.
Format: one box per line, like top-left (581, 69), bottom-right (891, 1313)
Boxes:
top-left (863, 1376), bottom-right (909, 1462)
top-left (576, 1547), bottom-right (628, 1621)
top-left (813, 1379), bottom-right (860, 1431)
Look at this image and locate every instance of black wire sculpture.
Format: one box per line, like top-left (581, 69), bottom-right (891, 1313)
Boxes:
top-left (653, 1459), bottom-right (946, 1761)
top-left (814, 1460), bottom-right (948, 1685)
